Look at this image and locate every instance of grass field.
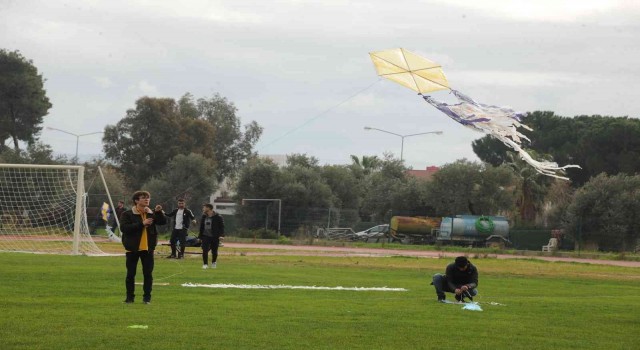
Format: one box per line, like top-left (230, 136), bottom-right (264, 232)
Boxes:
top-left (1, 248), bottom-right (639, 349)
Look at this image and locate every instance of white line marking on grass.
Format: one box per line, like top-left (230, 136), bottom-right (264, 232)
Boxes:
top-left (182, 283), bottom-right (408, 291)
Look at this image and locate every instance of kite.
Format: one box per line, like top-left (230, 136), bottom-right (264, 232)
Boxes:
top-left (369, 48), bottom-right (580, 180)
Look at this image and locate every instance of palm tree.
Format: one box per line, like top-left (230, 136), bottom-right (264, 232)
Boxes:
top-left (350, 155), bottom-right (381, 176)
top-left (506, 152), bottom-right (552, 224)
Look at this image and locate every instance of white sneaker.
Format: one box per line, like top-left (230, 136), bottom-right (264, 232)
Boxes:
top-left (202, 264), bottom-right (208, 269)
top-left (211, 262), bottom-right (217, 269)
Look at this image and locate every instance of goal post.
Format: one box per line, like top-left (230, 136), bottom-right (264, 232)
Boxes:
top-left (0, 163), bottom-right (104, 255)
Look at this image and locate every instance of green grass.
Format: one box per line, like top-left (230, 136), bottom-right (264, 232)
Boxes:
top-left (211, 236), bottom-right (640, 262)
top-left (0, 251), bottom-right (639, 349)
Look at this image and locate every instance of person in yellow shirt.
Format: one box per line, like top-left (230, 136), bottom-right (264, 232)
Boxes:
top-left (120, 191), bottom-right (167, 304)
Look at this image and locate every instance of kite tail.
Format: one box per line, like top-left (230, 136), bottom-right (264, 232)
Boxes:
top-left (422, 92), bottom-right (580, 180)
top-left (422, 95), bottom-right (481, 125)
top-left (451, 90), bottom-right (478, 105)
top-left (501, 138), bottom-right (581, 180)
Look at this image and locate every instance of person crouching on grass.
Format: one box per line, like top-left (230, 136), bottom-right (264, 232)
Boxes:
top-left (120, 191), bottom-right (167, 304)
top-left (199, 203), bottom-right (225, 269)
top-left (431, 256), bottom-right (479, 303)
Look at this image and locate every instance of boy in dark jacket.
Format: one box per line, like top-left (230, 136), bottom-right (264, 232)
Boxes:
top-left (198, 203), bottom-right (224, 269)
top-left (120, 191), bottom-right (167, 304)
top-left (431, 256), bottom-right (479, 302)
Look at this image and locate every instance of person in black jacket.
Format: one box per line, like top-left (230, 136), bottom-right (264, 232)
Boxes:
top-left (120, 191), bottom-right (167, 304)
top-left (198, 203), bottom-right (224, 269)
top-left (109, 200), bottom-right (126, 234)
top-left (431, 256), bottom-right (479, 302)
top-left (164, 198), bottom-right (196, 259)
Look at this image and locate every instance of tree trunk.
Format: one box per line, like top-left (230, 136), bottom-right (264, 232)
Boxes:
top-left (10, 108), bottom-right (20, 151)
top-left (12, 134), bottom-right (19, 151)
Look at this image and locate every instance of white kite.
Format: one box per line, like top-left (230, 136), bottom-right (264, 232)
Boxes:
top-left (369, 48), bottom-right (580, 180)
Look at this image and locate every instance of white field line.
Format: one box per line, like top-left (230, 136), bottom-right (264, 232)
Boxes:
top-left (182, 283), bottom-right (408, 292)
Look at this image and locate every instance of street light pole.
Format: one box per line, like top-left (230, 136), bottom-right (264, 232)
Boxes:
top-left (46, 127), bottom-right (104, 163)
top-left (363, 126), bottom-right (443, 161)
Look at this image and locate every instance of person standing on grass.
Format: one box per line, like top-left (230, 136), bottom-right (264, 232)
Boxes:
top-left (110, 200), bottom-right (126, 233)
top-left (431, 256), bottom-right (479, 303)
top-left (164, 198), bottom-right (196, 259)
top-left (120, 191), bottom-right (167, 304)
top-left (199, 203), bottom-right (224, 269)
top-left (115, 200), bottom-right (126, 221)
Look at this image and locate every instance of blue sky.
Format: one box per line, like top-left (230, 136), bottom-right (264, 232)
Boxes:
top-left (2, 0), bottom-right (639, 169)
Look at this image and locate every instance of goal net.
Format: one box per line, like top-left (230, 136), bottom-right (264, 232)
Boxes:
top-left (0, 164), bottom-right (105, 255)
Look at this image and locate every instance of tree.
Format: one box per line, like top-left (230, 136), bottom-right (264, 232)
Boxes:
top-left (0, 141), bottom-right (67, 165)
top-left (320, 165), bottom-right (361, 209)
top-left (471, 136), bottom-right (509, 167)
top-left (191, 94), bottom-right (263, 181)
top-left (349, 154), bottom-right (381, 177)
top-left (506, 151), bottom-right (552, 225)
top-left (235, 155), bottom-right (340, 235)
top-left (82, 159), bottom-right (129, 209)
top-left (320, 164), bottom-right (362, 228)
top-left (424, 159), bottom-right (515, 216)
top-left (287, 153), bottom-right (319, 168)
top-left (0, 49), bottom-right (52, 151)
top-left (103, 93), bottom-right (262, 189)
top-left (234, 158), bottom-right (285, 232)
top-left (542, 179), bottom-right (574, 228)
top-left (278, 159), bottom-right (334, 233)
top-left (360, 155), bottom-right (411, 222)
top-left (143, 153), bottom-right (218, 208)
top-left (571, 116), bottom-right (640, 185)
top-left (177, 93), bottom-right (199, 119)
top-left (388, 176), bottom-right (435, 217)
top-left (564, 173), bottom-right (640, 252)
top-left (103, 97), bottom-right (186, 189)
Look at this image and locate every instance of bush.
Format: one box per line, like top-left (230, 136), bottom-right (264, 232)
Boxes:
top-left (276, 235), bottom-right (292, 245)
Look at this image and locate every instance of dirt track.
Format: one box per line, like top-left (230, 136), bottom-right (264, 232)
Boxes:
top-left (220, 243), bottom-right (640, 268)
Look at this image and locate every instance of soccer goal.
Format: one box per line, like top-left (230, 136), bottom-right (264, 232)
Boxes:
top-left (0, 163), bottom-right (104, 255)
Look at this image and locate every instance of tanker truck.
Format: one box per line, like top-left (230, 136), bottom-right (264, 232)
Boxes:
top-left (436, 215), bottom-right (510, 247)
top-left (389, 216), bottom-right (441, 245)
top-left (389, 215), bottom-right (511, 247)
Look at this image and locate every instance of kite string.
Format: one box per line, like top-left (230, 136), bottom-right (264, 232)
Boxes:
top-left (258, 79), bottom-right (382, 151)
top-left (154, 80), bottom-right (383, 206)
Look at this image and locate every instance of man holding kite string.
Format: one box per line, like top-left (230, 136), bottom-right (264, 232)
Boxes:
top-left (431, 256), bottom-right (478, 303)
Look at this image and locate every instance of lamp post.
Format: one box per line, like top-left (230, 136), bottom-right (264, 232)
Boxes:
top-left (363, 126), bottom-right (443, 161)
top-left (46, 127), bottom-right (104, 163)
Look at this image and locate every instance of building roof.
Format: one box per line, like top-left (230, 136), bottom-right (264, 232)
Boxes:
top-left (405, 165), bottom-right (439, 181)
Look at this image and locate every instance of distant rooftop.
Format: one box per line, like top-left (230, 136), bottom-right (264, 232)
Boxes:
top-left (406, 165), bottom-right (439, 181)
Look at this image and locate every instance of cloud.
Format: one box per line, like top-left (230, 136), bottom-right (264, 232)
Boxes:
top-left (451, 70), bottom-right (596, 88)
top-left (93, 76), bottom-right (114, 88)
top-left (84, 0), bottom-right (266, 24)
top-left (128, 80), bottom-right (159, 96)
top-left (431, 0), bottom-right (640, 23)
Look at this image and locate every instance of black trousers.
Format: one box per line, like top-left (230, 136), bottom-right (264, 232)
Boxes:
top-left (125, 250), bottom-right (154, 301)
top-left (169, 228), bottom-right (188, 256)
top-left (201, 236), bottom-right (220, 264)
